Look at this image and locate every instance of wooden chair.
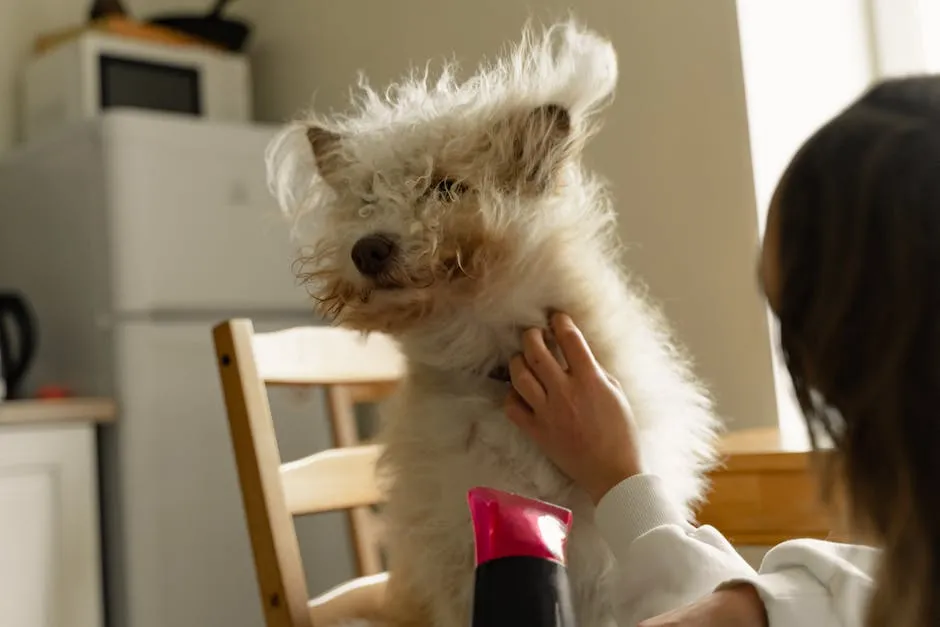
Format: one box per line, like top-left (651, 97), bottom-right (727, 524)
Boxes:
top-left (212, 319), bottom-right (406, 627)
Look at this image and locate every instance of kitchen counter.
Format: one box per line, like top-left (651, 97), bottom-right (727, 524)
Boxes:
top-left (0, 402), bottom-right (831, 549)
top-left (0, 397), bottom-right (116, 426)
top-left (697, 426), bottom-right (841, 545)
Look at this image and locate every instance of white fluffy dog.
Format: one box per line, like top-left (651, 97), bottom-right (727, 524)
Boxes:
top-left (266, 20), bottom-right (720, 627)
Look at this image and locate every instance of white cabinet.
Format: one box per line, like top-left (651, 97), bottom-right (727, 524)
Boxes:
top-left (0, 402), bottom-right (112, 627)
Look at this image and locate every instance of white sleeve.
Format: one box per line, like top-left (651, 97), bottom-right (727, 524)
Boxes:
top-left (595, 474), bottom-right (879, 627)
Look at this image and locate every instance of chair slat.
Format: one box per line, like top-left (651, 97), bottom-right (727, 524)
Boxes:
top-left (280, 445), bottom-right (383, 515)
top-left (253, 326), bottom-right (406, 385)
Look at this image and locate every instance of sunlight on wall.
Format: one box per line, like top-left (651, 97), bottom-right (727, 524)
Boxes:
top-left (736, 0), bottom-right (875, 444)
top-left (919, 0), bottom-right (940, 70)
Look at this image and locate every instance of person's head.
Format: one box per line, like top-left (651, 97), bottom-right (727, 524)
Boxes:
top-left (759, 75), bottom-right (940, 627)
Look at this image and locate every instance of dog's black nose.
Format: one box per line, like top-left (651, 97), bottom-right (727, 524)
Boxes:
top-left (351, 234), bottom-right (395, 276)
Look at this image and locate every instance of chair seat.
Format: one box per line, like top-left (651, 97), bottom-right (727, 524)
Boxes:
top-left (308, 572), bottom-right (389, 625)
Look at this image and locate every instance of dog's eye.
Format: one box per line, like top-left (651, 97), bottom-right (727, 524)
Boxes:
top-left (433, 178), bottom-right (467, 201)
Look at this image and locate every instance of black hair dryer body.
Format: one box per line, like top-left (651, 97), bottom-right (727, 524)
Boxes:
top-left (0, 292), bottom-right (37, 400)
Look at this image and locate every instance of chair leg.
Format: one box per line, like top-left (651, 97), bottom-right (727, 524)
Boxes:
top-left (350, 507), bottom-right (384, 575)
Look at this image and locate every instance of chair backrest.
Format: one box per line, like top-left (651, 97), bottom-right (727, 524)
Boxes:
top-left (212, 319), bottom-right (406, 627)
top-left (253, 323), bottom-right (403, 576)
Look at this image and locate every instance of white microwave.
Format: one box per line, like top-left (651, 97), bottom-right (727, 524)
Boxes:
top-left (19, 31), bottom-right (252, 143)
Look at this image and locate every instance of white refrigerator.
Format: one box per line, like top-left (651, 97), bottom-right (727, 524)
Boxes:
top-left (0, 110), bottom-right (358, 627)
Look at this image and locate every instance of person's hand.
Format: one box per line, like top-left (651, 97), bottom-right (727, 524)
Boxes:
top-left (504, 312), bottom-right (643, 503)
top-left (638, 585), bottom-right (768, 627)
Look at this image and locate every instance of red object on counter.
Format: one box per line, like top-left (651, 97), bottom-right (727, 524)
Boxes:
top-left (35, 385), bottom-right (72, 399)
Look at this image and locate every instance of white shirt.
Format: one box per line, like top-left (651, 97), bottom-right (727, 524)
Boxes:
top-left (595, 474), bottom-right (880, 626)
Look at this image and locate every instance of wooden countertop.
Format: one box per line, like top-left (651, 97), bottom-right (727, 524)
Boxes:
top-left (0, 398), bottom-right (117, 426)
top-left (717, 425), bottom-right (822, 468)
top-left (697, 425), bottom-right (838, 546)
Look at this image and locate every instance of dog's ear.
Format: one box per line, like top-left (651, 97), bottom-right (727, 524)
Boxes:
top-left (495, 103), bottom-right (573, 194)
top-left (306, 126), bottom-right (348, 189)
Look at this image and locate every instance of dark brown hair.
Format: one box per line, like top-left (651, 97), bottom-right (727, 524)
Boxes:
top-left (774, 75), bottom-right (940, 627)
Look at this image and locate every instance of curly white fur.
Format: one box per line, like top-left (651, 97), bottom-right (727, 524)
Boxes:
top-left (267, 19), bottom-right (721, 627)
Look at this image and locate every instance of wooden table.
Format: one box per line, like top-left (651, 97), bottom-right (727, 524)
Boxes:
top-left (696, 426), bottom-right (836, 546)
top-left (0, 398), bottom-right (116, 627)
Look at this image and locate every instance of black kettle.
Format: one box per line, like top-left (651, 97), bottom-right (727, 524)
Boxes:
top-left (0, 292), bottom-right (37, 400)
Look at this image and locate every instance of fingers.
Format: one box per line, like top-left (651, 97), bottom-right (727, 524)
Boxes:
top-left (508, 354), bottom-right (546, 409)
top-left (550, 313), bottom-right (597, 375)
top-left (602, 368), bottom-right (623, 391)
top-left (521, 327), bottom-right (567, 390)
